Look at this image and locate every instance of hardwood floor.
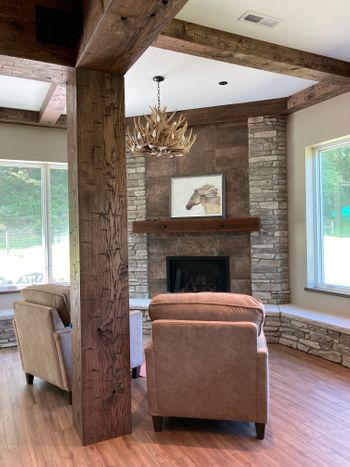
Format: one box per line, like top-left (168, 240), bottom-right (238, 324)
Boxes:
top-left (0, 344), bottom-right (349, 466)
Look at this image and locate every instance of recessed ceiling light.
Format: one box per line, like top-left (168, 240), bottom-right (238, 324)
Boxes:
top-left (218, 81), bottom-right (228, 86)
top-left (237, 10), bottom-right (284, 28)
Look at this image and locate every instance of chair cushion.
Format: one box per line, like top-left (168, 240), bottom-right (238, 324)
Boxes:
top-left (149, 292), bottom-right (265, 335)
top-left (21, 284), bottom-right (70, 326)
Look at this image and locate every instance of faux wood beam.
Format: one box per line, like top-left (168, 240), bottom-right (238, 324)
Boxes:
top-left (0, 1), bottom-right (77, 67)
top-left (287, 82), bottom-right (350, 113)
top-left (67, 68), bottom-right (131, 445)
top-left (155, 19), bottom-right (350, 85)
top-left (77, 0), bottom-right (188, 74)
top-left (0, 106), bottom-right (66, 129)
top-left (0, 55), bottom-right (73, 85)
top-left (40, 84), bottom-right (66, 124)
top-left (133, 217), bottom-right (261, 234)
top-left (126, 97), bottom-right (287, 128)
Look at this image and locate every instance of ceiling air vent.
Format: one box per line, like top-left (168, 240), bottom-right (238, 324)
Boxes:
top-left (238, 11), bottom-right (283, 28)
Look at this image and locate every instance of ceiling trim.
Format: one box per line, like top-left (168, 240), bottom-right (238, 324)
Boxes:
top-left (287, 82), bottom-right (350, 113)
top-left (155, 19), bottom-right (350, 85)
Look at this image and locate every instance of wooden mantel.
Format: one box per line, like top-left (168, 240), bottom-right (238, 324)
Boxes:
top-left (132, 217), bottom-right (261, 234)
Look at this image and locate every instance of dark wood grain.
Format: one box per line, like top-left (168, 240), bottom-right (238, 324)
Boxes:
top-left (132, 217), bottom-right (260, 234)
top-left (155, 19), bottom-right (350, 85)
top-left (287, 82), bottom-right (350, 113)
top-left (0, 107), bottom-right (66, 128)
top-left (126, 98), bottom-right (287, 129)
top-left (77, 0), bottom-right (189, 74)
top-left (39, 84), bottom-right (66, 124)
top-left (67, 68), bottom-right (131, 445)
top-left (0, 0), bottom-right (76, 66)
top-left (0, 54), bottom-right (73, 85)
top-left (2, 344), bottom-right (350, 465)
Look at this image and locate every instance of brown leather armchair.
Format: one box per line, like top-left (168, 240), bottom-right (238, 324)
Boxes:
top-left (145, 292), bottom-right (269, 439)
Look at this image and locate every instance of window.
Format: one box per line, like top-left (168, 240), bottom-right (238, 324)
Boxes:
top-left (307, 140), bottom-right (350, 294)
top-left (0, 161), bottom-right (69, 292)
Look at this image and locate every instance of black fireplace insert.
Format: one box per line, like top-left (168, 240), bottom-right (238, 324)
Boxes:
top-left (166, 256), bottom-right (230, 293)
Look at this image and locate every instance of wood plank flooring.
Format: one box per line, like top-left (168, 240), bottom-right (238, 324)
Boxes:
top-left (0, 344), bottom-right (349, 466)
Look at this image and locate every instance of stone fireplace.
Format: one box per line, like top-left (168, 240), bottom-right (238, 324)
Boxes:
top-left (127, 115), bottom-right (289, 304)
top-left (166, 256), bottom-right (230, 293)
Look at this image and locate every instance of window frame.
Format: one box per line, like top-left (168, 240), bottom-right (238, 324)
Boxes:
top-left (307, 138), bottom-right (350, 295)
top-left (0, 160), bottom-right (68, 292)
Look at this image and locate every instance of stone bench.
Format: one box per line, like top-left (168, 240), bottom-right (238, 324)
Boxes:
top-left (0, 309), bottom-right (16, 348)
top-left (264, 304), bottom-right (350, 369)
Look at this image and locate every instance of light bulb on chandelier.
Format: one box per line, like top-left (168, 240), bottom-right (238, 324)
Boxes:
top-left (126, 76), bottom-right (197, 158)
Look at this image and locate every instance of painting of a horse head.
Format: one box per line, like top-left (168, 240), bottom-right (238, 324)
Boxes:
top-left (186, 184), bottom-right (221, 215)
top-left (171, 174), bottom-right (224, 218)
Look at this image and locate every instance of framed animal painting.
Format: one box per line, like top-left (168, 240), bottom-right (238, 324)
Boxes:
top-left (170, 174), bottom-right (225, 218)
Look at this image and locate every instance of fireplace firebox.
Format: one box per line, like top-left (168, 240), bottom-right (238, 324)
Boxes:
top-left (166, 256), bottom-right (230, 293)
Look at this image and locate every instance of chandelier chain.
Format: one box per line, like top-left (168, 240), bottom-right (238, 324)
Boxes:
top-left (157, 80), bottom-right (161, 111)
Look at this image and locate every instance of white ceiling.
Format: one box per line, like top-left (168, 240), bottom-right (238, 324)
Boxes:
top-left (0, 0), bottom-right (349, 116)
top-left (177, 0), bottom-right (350, 61)
top-left (125, 47), bottom-right (315, 116)
top-left (0, 76), bottom-right (50, 112)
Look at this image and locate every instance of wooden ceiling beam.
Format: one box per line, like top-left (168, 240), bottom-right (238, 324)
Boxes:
top-left (0, 55), bottom-right (73, 85)
top-left (126, 97), bottom-right (288, 128)
top-left (77, 0), bottom-right (188, 74)
top-left (0, 1), bottom-right (77, 67)
top-left (155, 19), bottom-right (350, 85)
top-left (0, 106), bottom-right (66, 128)
top-left (39, 84), bottom-right (66, 124)
top-left (287, 82), bottom-right (350, 113)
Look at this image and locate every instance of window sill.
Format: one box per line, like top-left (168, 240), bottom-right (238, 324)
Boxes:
top-left (304, 287), bottom-right (350, 299)
top-left (0, 287), bottom-right (24, 295)
top-left (0, 282), bottom-right (69, 295)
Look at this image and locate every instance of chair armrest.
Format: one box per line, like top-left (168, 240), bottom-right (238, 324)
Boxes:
top-left (53, 327), bottom-right (72, 391)
top-left (145, 344), bottom-right (159, 415)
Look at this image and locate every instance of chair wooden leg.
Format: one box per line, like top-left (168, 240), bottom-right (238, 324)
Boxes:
top-left (152, 416), bottom-right (163, 432)
top-left (68, 391), bottom-right (72, 405)
top-left (132, 366), bottom-right (140, 379)
top-left (25, 373), bottom-right (34, 384)
top-left (255, 423), bottom-right (266, 440)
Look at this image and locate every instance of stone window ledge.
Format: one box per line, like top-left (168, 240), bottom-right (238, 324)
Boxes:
top-left (277, 304), bottom-right (350, 335)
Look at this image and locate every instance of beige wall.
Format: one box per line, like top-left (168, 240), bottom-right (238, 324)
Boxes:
top-left (0, 123), bottom-right (67, 163)
top-left (287, 92), bottom-right (350, 316)
top-left (0, 123), bottom-right (67, 310)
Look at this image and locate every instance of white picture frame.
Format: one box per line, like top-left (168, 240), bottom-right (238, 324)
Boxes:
top-left (170, 174), bottom-right (225, 218)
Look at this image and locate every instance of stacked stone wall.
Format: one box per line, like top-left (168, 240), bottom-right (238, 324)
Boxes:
top-left (0, 317), bottom-right (16, 348)
top-left (248, 116), bottom-right (289, 304)
top-left (126, 153), bottom-right (149, 298)
top-left (264, 313), bottom-right (350, 368)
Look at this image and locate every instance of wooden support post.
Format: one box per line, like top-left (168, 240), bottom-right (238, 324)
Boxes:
top-left (66, 68), bottom-right (131, 445)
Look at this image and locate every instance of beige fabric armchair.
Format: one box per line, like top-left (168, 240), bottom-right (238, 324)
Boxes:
top-left (13, 284), bottom-right (144, 402)
top-left (145, 292), bottom-right (269, 439)
top-left (13, 285), bottom-right (73, 400)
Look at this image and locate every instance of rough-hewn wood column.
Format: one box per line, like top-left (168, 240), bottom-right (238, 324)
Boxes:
top-left (67, 68), bottom-right (130, 445)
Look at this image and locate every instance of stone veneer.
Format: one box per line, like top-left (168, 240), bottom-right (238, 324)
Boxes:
top-left (264, 310), bottom-right (350, 369)
top-left (126, 152), bottom-right (148, 298)
top-left (127, 115), bottom-right (290, 302)
top-left (248, 116), bottom-right (289, 304)
top-left (0, 311), bottom-right (16, 348)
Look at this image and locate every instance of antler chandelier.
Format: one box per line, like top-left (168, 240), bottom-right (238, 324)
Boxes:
top-left (126, 76), bottom-right (196, 158)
